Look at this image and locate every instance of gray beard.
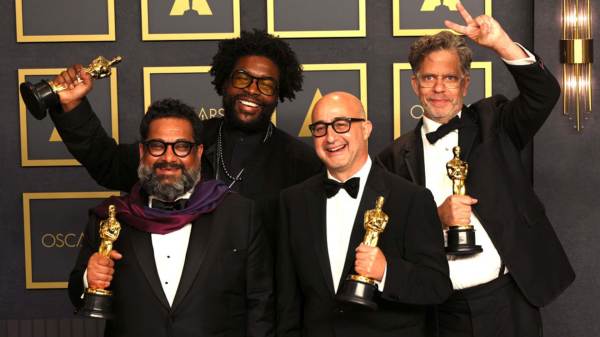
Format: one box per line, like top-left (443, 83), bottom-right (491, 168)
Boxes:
top-left (137, 162), bottom-right (201, 201)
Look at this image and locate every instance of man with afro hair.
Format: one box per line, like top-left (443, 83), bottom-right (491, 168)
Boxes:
top-left (47, 30), bottom-right (322, 243)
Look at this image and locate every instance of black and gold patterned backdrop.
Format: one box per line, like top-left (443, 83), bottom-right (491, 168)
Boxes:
top-left (0, 1), bottom-right (597, 336)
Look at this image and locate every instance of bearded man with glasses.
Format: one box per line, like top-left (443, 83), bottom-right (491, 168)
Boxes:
top-left (69, 98), bottom-right (273, 337)
top-left (46, 30), bottom-right (322, 245)
top-left (378, 2), bottom-right (574, 336)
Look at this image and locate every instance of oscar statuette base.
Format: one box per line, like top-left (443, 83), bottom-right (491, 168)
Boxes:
top-left (78, 288), bottom-right (114, 319)
top-left (445, 226), bottom-right (483, 256)
top-left (335, 275), bottom-right (379, 310)
top-left (19, 80), bottom-right (58, 120)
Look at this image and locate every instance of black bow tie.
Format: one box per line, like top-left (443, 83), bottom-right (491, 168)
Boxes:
top-left (324, 177), bottom-right (360, 199)
top-left (152, 198), bottom-right (187, 211)
top-left (426, 116), bottom-right (463, 144)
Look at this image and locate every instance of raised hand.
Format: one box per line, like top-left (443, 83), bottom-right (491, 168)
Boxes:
top-left (444, 1), bottom-right (526, 60)
top-left (52, 64), bottom-right (94, 112)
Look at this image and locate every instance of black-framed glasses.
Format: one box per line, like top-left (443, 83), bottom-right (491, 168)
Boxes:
top-left (415, 73), bottom-right (465, 89)
top-left (308, 117), bottom-right (365, 137)
top-left (230, 70), bottom-right (278, 96)
top-left (143, 140), bottom-right (197, 158)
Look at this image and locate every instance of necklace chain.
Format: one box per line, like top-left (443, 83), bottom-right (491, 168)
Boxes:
top-left (216, 120), bottom-right (273, 182)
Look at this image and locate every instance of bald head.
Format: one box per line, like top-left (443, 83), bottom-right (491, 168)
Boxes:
top-left (312, 91), bottom-right (366, 122)
top-left (310, 91), bottom-right (372, 182)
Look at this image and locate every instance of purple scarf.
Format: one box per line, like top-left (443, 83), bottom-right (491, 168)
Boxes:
top-left (93, 180), bottom-right (230, 234)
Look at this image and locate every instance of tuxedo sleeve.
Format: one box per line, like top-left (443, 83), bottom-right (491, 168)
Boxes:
top-left (68, 213), bottom-right (100, 309)
top-left (275, 194), bottom-right (302, 337)
top-left (380, 189), bottom-right (452, 305)
top-left (49, 99), bottom-right (139, 192)
top-left (246, 203), bottom-right (275, 337)
top-left (497, 60), bottom-right (561, 150)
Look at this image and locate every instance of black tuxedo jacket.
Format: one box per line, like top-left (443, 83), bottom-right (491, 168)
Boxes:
top-left (69, 193), bottom-right (273, 337)
top-left (276, 164), bottom-right (452, 337)
top-left (50, 106), bottom-right (322, 244)
top-left (378, 61), bottom-right (575, 307)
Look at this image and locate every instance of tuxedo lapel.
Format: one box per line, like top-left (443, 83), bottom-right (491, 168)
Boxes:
top-left (459, 106), bottom-right (479, 162)
top-left (128, 228), bottom-right (171, 310)
top-left (337, 166), bottom-right (391, 292)
top-left (308, 176), bottom-right (336, 295)
top-left (404, 123), bottom-right (426, 186)
top-left (171, 214), bottom-right (214, 310)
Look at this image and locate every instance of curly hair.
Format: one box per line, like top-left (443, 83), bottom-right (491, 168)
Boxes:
top-left (408, 31), bottom-right (472, 75)
top-left (140, 98), bottom-right (203, 144)
top-left (210, 29), bottom-right (303, 102)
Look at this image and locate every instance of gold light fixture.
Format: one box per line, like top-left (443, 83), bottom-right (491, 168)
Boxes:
top-left (561, 0), bottom-right (593, 131)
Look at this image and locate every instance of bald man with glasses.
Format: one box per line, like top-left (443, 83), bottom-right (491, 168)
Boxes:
top-left (276, 91), bottom-right (452, 337)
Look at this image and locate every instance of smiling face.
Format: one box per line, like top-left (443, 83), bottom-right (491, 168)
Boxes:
top-left (312, 92), bottom-right (372, 182)
top-left (411, 49), bottom-right (470, 124)
top-left (138, 117), bottom-right (203, 201)
top-left (222, 55), bottom-right (280, 131)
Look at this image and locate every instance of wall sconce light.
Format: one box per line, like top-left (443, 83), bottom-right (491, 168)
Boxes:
top-left (561, 0), bottom-right (593, 131)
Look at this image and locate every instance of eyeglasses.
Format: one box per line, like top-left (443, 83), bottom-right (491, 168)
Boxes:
top-left (230, 70), bottom-right (278, 96)
top-left (308, 117), bottom-right (365, 137)
top-left (416, 73), bottom-right (465, 89)
top-left (143, 140), bottom-right (197, 158)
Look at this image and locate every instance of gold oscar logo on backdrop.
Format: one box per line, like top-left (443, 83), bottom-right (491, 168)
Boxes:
top-left (49, 128), bottom-right (62, 142)
top-left (298, 88), bottom-right (323, 137)
top-left (420, 0), bottom-right (458, 11)
top-left (170, 0), bottom-right (213, 16)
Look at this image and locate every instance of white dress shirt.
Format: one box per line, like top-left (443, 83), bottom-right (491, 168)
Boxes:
top-left (148, 193), bottom-right (192, 306)
top-left (326, 157), bottom-right (386, 293)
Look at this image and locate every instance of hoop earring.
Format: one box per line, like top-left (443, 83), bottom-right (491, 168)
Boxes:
top-left (410, 105), bottom-right (424, 119)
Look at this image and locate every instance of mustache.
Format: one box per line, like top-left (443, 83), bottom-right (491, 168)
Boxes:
top-left (153, 161), bottom-right (184, 170)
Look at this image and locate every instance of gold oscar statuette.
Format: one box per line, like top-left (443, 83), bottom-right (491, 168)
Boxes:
top-left (20, 56), bottom-right (123, 120)
top-left (335, 196), bottom-right (388, 310)
top-left (445, 146), bottom-right (482, 256)
top-left (79, 205), bottom-right (121, 319)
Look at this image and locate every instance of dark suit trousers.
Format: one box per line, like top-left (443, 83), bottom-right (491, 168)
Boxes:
top-left (438, 275), bottom-right (542, 337)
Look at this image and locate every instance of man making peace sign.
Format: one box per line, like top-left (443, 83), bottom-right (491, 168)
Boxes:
top-left (379, 2), bottom-right (574, 336)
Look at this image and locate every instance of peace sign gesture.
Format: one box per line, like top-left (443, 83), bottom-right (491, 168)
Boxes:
top-left (444, 1), bottom-right (526, 60)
